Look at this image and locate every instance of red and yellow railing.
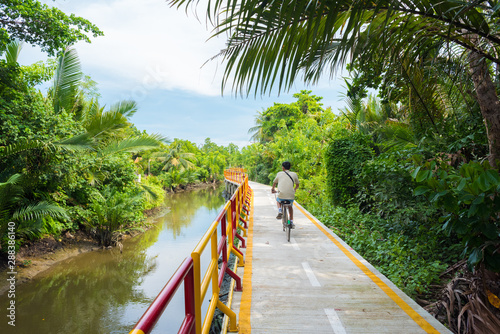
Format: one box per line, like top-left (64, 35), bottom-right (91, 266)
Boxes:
top-left (129, 168), bottom-right (252, 334)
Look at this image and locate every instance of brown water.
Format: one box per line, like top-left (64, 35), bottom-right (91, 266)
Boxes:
top-left (0, 185), bottom-right (225, 334)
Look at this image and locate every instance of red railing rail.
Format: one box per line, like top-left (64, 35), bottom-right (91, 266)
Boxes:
top-left (129, 169), bottom-right (251, 334)
top-left (129, 257), bottom-right (196, 334)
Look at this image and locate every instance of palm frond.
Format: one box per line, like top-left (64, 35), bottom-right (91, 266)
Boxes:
top-left (0, 174), bottom-right (23, 221)
top-left (55, 133), bottom-right (94, 151)
top-left (52, 47), bottom-right (82, 113)
top-left (12, 201), bottom-right (68, 222)
top-left (0, 173), bottom-right (22, 187)
top-left (99, 134), bottom-right (164, 156)
top-left (109, 100), bottom-right (139, 119)
top-left (168, 0), bottom-right (499, 95)
top-left (0, 139), bottom-right (54, 159)
top-left (139, 184), bottom-right (159, 202)
top-left (84, 110), bottom-right (129, 138)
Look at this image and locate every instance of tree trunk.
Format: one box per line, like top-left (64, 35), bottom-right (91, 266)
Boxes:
top-left (469, 51), bottom-right (500, 168)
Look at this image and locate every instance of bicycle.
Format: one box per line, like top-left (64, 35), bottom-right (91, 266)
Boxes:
top-left (273, 192), bottom-right (293, 242)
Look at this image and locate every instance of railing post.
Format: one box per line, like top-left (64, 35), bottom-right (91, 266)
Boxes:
top-left (191, 252), bottom-right (202, 334)
top-left (181, 262), bottom-right (196, 334)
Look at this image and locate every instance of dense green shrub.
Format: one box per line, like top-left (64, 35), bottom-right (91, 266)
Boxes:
top-left (325, 134), bottom-right (373, 206)
top-left (412, 158), bottom-right (500, 271)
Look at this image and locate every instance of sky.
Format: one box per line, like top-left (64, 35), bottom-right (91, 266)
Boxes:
top-left (18, 0), bottom-right (348, 147)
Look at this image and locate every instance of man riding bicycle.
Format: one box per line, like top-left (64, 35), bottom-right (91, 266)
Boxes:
top-left (271, 161), bottom-right (299, 228)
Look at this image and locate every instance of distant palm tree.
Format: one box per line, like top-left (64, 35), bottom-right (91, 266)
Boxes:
top-left (248, 110), bottom-right (269, 143)
top-left (166, 169), bottom-right (189, 190)
top-left (153, 146), bottom-right (196, 172)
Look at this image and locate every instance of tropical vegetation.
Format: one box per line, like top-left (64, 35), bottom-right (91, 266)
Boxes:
top-left (3, 0), bottom-right (500, 332)
top-left (166, 0), bottom-right (500, 330)
top-left (0, 3), bottom-right (238, 252)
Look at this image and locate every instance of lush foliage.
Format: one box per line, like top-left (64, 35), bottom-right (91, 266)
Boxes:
top-left (0, 41), bottom-right (240, 250)
top-left (413, 159), bottom-right (500, 272)
top-left (232, 87), bottom-right (495, 301)
top-left (0, 0), bottom-right (103, 55)
top-left (324, 134), bottom-right (373, 206)
top-left (0, 41), bottom-right (167, 250)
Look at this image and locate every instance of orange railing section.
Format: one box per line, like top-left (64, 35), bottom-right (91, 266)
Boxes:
top-left (224, 168), bottom-right (246, 184)
top-left (129, 168), bottom-right (251, 334)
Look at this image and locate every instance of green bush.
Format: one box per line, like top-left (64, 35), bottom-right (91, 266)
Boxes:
top-left (141, 175), bottom-right (166, 211)
top-left (313, 204), bottom-right (451, 296)
top-left (412, 158), bottom-right (500, 271)
top-left (325, 134), bottom-right (373, 206)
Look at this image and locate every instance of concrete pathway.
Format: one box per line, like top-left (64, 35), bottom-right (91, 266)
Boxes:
top-left (230, 181), bottom-right (451, 334)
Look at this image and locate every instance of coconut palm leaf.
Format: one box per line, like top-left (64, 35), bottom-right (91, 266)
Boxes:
top-left (84, 109), bottom-right (129, 138)
top-left (109, 100), bottom-right (139, 119)
top-left (55, 133), bottom-right (94, 151)
top-left (52, 46), bottom-right (82, 113)
top-left (169, 0), bottom-right (499, 95)
top-left (0, 136), bottom-right (93, 161)
top-left (99, 134), bottom-right (165, 156)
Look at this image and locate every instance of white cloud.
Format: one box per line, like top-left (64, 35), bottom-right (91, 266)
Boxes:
top-left (17, 0), bottom-right (349, 146)
top-left (44, 0), bottom-right (227, 96)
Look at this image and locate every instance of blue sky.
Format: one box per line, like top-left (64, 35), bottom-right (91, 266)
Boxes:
top-left (19, 0), bottom-right (348, 147)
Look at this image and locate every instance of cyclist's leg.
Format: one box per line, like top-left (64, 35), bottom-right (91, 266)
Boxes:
top-left (276, 197), bottom-right (283, 219)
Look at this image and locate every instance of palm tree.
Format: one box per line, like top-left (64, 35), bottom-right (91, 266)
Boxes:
top-left (170, 0), bottom-right (500, 165)
top-left (153, 146), bottom-right (196, 172)
top-left (203, 151), bottom-right (226, 182)
top-left (89, 186), bottom-right (145, 246)
top-left (248, 110), bottom-right (268, 143)
top-left (166, 169), bottom-right (189, 190)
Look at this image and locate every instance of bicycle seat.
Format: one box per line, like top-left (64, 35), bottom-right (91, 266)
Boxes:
top-left (281, 200), bottom-right (291, 205)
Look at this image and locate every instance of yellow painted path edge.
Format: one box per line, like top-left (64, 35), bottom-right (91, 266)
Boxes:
top-left (238, 189), bottom-right (254, 334)
top-left (294, 202), bottom-right (440, 334)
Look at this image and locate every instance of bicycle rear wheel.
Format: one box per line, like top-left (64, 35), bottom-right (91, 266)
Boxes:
top-left (282, 206), bottom-right (288, 232)
top-left (286, 221), bottom-right (291, 242)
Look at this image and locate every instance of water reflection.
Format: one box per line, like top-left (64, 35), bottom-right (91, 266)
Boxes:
top-left (0, 184), bottom-right (225, 334)
top-left (163, 185), bottom-right (224, 238)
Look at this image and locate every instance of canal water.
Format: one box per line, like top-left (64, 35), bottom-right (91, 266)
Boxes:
top-left (0, 185), bottom-right (226, 334)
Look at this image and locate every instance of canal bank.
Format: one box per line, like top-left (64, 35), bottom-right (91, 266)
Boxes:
top-left (0, 183), bottom-right (227, 333)
top-left (0, 181), bottom-right (222, 297)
